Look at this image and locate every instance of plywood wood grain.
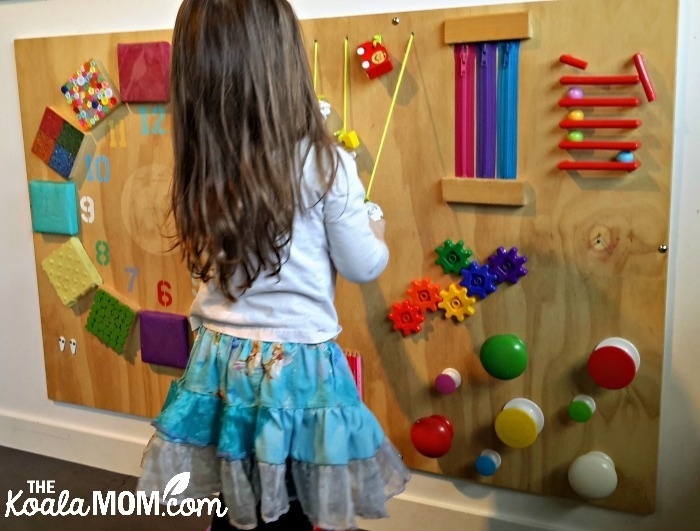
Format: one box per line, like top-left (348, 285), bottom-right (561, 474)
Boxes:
top-left (15, 0), bottom-right (677, 513)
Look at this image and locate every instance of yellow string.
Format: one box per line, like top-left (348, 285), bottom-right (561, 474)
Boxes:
top-left (365, 32), bottom-right (415, 202)
top-left (343, 37), bottom-right (348, 131)
top-left (313, 40), bottom-right (318, 92)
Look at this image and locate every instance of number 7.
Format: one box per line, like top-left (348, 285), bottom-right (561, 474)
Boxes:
top-left (125, 267), bottom-right (139, 292)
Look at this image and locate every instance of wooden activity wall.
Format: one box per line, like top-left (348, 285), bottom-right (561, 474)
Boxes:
top-left (16, 0), bottom-right (677, 514)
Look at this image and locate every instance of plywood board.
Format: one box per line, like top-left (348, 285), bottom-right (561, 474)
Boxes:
top-left (15, 0), bottom-right (677, 513)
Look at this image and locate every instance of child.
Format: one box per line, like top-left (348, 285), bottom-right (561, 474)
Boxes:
top-left (136, 0), bottom-right (411, 529)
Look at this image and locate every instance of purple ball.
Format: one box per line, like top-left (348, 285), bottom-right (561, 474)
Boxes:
top-left (568, 87), bottom-right (584, 99)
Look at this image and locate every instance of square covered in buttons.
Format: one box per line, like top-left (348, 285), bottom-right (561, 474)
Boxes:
top-left (41, 237), bottom-right (103, 306)
top-left (139, 310), bottom-right (191, 369)
top-left (117, 42), bottom-right (171, 103)
top-left (28, 180), bottom-right (79, 236)
top-left (61, 59), bottom-right (121, 131)
top-left (31, 107), bottom-right (85, 179)
top-left (86, 288), bottom-right (139, 353)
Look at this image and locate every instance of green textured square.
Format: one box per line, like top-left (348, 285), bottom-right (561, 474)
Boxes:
top-left (56, 121), bottom-right (84, 156)
top-left (86, 289), bottom-right (137, 353)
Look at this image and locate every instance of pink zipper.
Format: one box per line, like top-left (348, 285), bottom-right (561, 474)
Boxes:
top-left (454, 44), bottom-right (475, 177)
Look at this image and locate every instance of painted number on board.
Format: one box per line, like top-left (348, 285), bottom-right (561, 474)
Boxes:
top-left (86, 154), bottom-right (111, 182)
top-left (108, 120), bottom-right (127, 148)
top-left (80, 196), bottom-right (95, 223)
top-left (157, 280), bottom-right (173, 307)
top-left (125, 267), bottom-right (139, 292)
top-left (140, 106), bottom-right (167, 135)
top-left (95, 240), bottom-right (110, 266)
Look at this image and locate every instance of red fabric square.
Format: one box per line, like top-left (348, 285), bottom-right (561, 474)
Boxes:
top-left (117, 42), bottom-right (171, 103)
top-left (38, 107), bottom-right (64, 139)
top-left (31, 130), bottom-right (56, 164)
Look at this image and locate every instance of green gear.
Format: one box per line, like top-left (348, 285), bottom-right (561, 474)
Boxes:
top-left (435, 239), bottom-right (473, 275)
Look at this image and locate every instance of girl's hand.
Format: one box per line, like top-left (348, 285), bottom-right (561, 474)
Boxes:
top-left (369, 218), bottom-right (386, 242)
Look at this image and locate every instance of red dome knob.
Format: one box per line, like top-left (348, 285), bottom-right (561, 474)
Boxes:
top-left (587, 338), bottom-right (640, 390)
top-left (410, 415), bottom-right (454, 458)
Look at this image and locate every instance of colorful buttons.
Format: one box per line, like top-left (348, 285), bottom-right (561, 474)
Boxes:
top-left (568, 451), bottom-right (618, 499)
top-left (495, 398), bottom-right (544, 448)
top-left (61, 58), bottom-right (121, 130)
top-left (434, 368), bottom-right (462, 395)
top-left (588, 337), bottom-right (640, 389)
top-left (568, 394), bottom-right (596, 422)
top-left (475, 449), bottom-right (501, 476)
top-left (480, 334), bottom-right (528, 380)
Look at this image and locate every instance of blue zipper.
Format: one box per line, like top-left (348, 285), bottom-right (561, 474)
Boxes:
top-left (476, 43), bottom-right (497, 178)
top-left (497, 40), bottom-right (520, 179)
top-left (454, 44), bottom-right (475, 177)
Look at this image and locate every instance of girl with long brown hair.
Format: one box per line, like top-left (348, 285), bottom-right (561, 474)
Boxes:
top-left (137, 0), bottom-right (410, 529)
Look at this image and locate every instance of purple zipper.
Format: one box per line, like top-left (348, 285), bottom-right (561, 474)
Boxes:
top-left (454, 44), bottom-right (475, 177)
top-left (476, 43), bottom-right (497, 178)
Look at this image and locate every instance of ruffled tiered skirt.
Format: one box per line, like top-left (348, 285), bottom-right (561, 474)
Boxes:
top-left (137, 327), bottom-right (410, 530)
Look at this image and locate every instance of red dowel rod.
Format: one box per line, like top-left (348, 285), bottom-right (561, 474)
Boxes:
top-left (560, 119), bottom-right (642, 129)
top-left (559, 54), bottom-right (588, 69)
top-left (558, 97), bottom-right (641, 107)
top-left (558, 160), bottom-right (641, 171)
top-left (559, 140), bottom-right (641, 151)
top-left (560, 75), bottom-right (639, 85)
top-left (633, 53), bottom-right (656, 102)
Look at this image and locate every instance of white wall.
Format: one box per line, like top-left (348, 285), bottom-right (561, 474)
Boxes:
top-left (1, 0), bottom-right (698, 529)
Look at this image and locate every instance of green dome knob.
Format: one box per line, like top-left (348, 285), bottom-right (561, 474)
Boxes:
top-left (568, 395), bottom-right (596, 422)
top-left (480, 334), bottom-right (528, 380)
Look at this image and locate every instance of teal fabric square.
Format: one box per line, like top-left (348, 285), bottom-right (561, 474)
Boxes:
top-left (29, 180), bottom-right (79, 235)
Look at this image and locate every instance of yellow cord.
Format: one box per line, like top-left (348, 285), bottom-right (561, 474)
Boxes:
top-left (365, 33), bottom-right (415, 202)
top-left (343, 37), bottom-right (348, 131)
top-left (313, 40), bottom-right (318, 92)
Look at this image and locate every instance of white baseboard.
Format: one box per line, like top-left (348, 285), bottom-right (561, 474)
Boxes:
top-left (0, 409), bottom-right (548, 531)
top-left (0, 409), bottom-right (150, 477)
top-left (357, 496), bottom-right (544, 531)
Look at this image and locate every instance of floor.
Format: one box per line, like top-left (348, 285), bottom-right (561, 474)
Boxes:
top-left (1, 444), bottom-right (217, 530)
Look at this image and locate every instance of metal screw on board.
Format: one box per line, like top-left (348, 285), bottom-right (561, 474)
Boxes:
top-left (658, 245), bottom-right (668, 253)
top-left (392, 17), bottom-right (400, 25)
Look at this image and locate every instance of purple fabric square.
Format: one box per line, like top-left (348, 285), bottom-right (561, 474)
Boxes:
top-left (140, 311), bottom-right (191, 369)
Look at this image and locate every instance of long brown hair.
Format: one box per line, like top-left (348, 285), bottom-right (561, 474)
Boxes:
top-left (170, 0), bottom-right (338, 300)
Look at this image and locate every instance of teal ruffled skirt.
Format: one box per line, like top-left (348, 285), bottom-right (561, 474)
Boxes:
top-left (137, 327), bottom-right (410, 530)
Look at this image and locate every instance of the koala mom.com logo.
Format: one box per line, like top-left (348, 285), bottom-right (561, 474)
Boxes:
top-left (5, 472), bottom-right (227, 518)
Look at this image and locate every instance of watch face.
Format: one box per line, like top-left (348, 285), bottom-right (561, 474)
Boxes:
top-left (19, 31), bottom-right (192, 418)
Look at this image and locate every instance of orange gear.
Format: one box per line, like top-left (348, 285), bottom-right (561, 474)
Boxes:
top-left (406, 278), bottom-right (443, 312)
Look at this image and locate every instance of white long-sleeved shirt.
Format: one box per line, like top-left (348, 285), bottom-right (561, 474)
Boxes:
top-left (189, 146), bottom-right (389, 344)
